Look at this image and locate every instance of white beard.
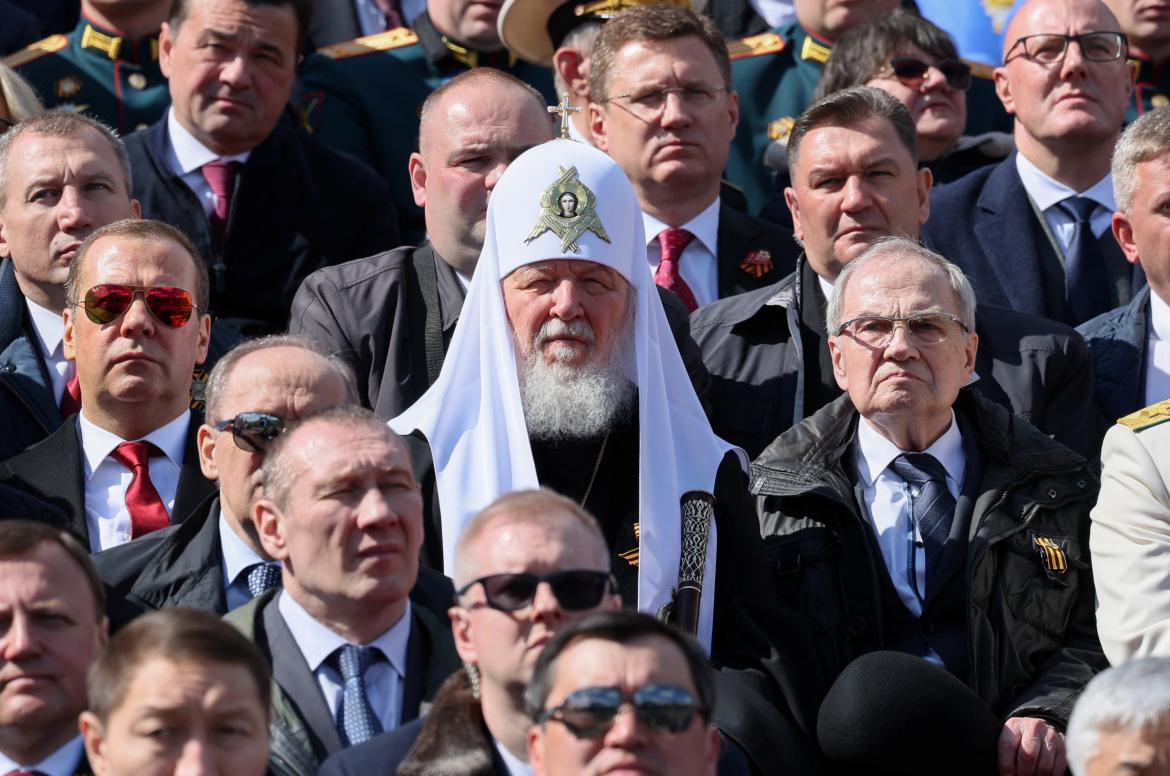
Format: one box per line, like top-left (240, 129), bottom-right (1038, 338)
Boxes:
top-left (519, 316), bottom-right (634, 441)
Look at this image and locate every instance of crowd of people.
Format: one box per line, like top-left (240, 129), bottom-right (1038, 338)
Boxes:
top-left (2, 0), bottom-right (1170, 773)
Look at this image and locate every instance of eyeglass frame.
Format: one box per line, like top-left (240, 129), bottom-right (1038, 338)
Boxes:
top-left (834, 312), bottom-right (972, 348)
top-left (78, 284), bottom-right (200, 328)
top-left (1003, 31), bottom-right (1127, 66)
top-left (603, 84), bottom-right (730, 120)
top-left (455, 570), bottom-right (618, 612)
top-left (212, 411), bottom-right (285, 453)
top-left (538, 683), bottom-right (709, 739)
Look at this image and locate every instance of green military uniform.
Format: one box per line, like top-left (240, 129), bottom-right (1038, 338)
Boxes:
top-left (1126, 55), bottom-right (1170, 125)
top-left (3, 18), bottom-right (169, 135)
top-left (727, 23), bottom-right (827, 215)
top-left (296, 14), bottom-right (556, 244)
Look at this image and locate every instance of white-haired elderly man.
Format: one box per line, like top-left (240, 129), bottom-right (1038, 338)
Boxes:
top-left (1067, 657), bottom-right (1170, 775)
top-left (751, 237), bottom-right (1105, 775)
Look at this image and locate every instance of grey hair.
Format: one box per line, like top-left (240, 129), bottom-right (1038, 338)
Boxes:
top-left (0, 64), bottom-right (43, 123)
top-left (203, 334), bottom-right (359, 424)
top-left (825, 236), bottom-right (977, 333)
top-left (554, 22), bottom-right (603, 95)
top-left (0, 110), bottom-right (131, 212)
top-left (1066, 658), bottom-right (1170, 776)
top-left (1112, 106), bottom-right (1170, 213)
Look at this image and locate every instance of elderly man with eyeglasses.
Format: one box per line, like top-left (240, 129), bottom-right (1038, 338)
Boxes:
top-left (751, 236), bottom-right (1105, 776)
top-left (922, 0), bottom-right (1141, 327)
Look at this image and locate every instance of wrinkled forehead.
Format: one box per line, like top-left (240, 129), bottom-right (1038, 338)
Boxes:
top-left (843, 253), bottom-right (958, 314)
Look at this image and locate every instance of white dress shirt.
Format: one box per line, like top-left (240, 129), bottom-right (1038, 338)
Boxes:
top-left (0, 736), bottom-right (85, 776)
top-left (164, 109), bottom-right (251, 222)
top-left (80, 409), bottom-right (190, 551)
top-left (24, 297), bottom-right (72, 406)
top-left (278, 591), bottom-right (412, 733)
top-left (1015, 153), bottom-right (1114, 252)
top-left (494, 737), bottom-right (533, 776)
top-left (220, 510), bottom-right (274, 611)
top-left (853, 413), bottom-right (965, 622)
top-left (643, 198), bottom-right (721, 307)
top-left (1146, 290), bottom-right (1170, 407)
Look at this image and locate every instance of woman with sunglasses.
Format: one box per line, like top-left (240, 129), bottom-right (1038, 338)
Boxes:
top-left (814, 9), bottom-right (1012, 185)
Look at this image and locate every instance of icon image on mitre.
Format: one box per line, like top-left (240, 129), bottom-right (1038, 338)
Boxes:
top-left (524, 166), bottom-right (611, 253)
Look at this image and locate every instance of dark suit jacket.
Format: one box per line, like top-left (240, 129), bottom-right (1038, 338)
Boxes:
top-left (124, 117), bottom-right (401, 336)
top-left (1077, 285), bottom-right (1152, 423)
top-left (93, 494), bottom-right (458, 632)
top-left (0, 414), bottom-right (216, 548)
top-left (712, 202), bottom-right (798, 300)
top-left (307, 0), bottom-right (362, 50)
top-left (921, 154), bottom-right (1143, 325)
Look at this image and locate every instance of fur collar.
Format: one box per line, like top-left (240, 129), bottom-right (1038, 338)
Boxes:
top-left (398, 670), bottom-right (499, 776)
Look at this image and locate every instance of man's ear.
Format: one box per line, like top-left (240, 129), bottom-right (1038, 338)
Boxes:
top-left (450, 605), bottom-right (478, 664)
top-left (829, 335), bottom-right (849, 391)
top-left (79, 712), bottom-right (109, 776)
top-left (551, 48), bottom-right (590, 98)
top-left (916, 166), bottom-right (932, 226)
top-left (254, 498), bottom-right (289, 561)
top-left (197, 423), bottom-right (219, 480)
top-left (159, 21), bottom-right (175, 79)
top-left (784, 187), bottom-right (803, 243)
top-left (589, 102), bottom-right (609, 152)
top-left (63, 306), bottom-right (77, 360)
top-left (408, 152), bottom-right (428, 208)
top-left (993, 66), bottom-right (1016, 117)
top-left (1113, 210), bottom-right (1141, 265)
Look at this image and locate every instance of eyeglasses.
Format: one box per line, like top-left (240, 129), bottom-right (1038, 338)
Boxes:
top-left (835, 313), bottom-right (970, 348)
top-left (1004, 32), bottom-right (1126, 65)
top-left (82, 284), bottom-right (197, 328)
top-left (212, 412), bottom-right (284, 453)
top-left (605, 85), bottom-right (727, 120)
top-left (539, 684), bottom-right (706, 738)
top-left (456, 570), bottom-right (616, 612)
top-left (879, 57), bottom-right (972, 92)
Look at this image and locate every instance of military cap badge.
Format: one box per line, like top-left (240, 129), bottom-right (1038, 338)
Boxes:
top-left (524, 166), bottom-right (610, 253)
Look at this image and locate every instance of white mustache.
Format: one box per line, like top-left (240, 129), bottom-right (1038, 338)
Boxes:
top-left (533, 318), bottom-right (596, 350)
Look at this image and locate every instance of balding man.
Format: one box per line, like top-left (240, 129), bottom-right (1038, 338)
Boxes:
top-left (226, 406), bottom-right (459, 775)
top-left (754, 237), bottom-right (1104, 775)
top-left (923, 0), bottom-right (1141, 326)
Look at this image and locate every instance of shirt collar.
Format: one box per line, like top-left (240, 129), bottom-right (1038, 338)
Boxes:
top-left (642, 197), bottom-right (721, 255)
top-left (166, 108), bottom-right (250, 175)
top-left (1014, 152), bottom-right (1115, 213)
top-left (1152, 289), bottom-right (1170, 342)
top-left (277, 590), bottom-right (411, 679)
top-left (219, 510), bottom-right (269, 586)
top-left (494, 736), bottom-right (533, 776)
top-left (0, 736), bottom-right (84, 776)
top-left (855, 410), bottom-right (965, 490)
top-left (24, 297), bottom-right (65, 359)
top-left (78, 409), bottom-right (191, 478)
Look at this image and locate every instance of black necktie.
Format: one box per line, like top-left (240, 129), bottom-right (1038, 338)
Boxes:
top-left (1059, 196), bottom-right (1112, 322)
top-left (889, 453), bottom-right (956, 599)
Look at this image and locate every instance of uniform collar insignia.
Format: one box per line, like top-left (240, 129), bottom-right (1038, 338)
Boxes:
top-left (524, 165), bottom-right (611, 252)
top-left (81, 23), bottom-right (123, 61)
top-left (799, 33), bottom-right (832, 63)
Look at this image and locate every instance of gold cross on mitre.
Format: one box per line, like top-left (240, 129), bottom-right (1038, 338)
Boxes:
top-left (548, 93), bottom-right (581, 139)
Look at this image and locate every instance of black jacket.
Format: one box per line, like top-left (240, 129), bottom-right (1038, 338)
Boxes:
top-left (690, 258), bottom-right (1105, 461)
top-left (124, 117), bottom-right (401, 336)
top-left (0, 259), bottom-right (62, 461)
top-left (751, 389), bottom-right (1105, 726)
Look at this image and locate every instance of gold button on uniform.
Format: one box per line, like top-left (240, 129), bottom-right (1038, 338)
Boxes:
top-left (127, 72), bottom-right (147, 90)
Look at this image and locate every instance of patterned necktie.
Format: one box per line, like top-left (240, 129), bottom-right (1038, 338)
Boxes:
top-left (201, 160), bottom-right (243, 250)
top-left (888, 452), bottom-right (956, 599)
top-left (335, 645), bottom-right (384, 746)
top-left (108, 441), bottom-right (170, 537)
top-left (1059, 196), bottom-right (1112, 322)
top-left (58, 368), bottom-right (81, 417)
top-left (654, 227), bottom-right (698, 312)
top-left (245, 562), bottom-right (281, 599)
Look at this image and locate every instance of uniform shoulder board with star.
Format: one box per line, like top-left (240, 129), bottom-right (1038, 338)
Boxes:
top-left (524, 165), bottom-right (610, 253)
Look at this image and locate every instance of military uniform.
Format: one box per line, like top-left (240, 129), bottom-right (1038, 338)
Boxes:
top-left (1126, 55), bottom-right (1170, 125)
top-left (3, 17), bottom-right (169, 134)
top-left (296, 14), bottom-right (556, 244)
top-left (727, 23), bottom-right (826, 215)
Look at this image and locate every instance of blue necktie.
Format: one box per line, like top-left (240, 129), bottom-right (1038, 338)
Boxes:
top-left (335, 645), bottom-right (383, 746)
top-left (889, 453), bottom-right (956, 599)
top-left (245, 562), bottom-right (281, 599)
top-left (1059, 196), bottom-right (1112, 322)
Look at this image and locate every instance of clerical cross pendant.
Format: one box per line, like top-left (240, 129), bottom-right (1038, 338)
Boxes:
top-left (548, 93), bottom-right (581, 139)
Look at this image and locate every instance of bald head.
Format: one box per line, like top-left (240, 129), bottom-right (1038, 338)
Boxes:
top-left (1003, 0), bottom-right (1124, 58)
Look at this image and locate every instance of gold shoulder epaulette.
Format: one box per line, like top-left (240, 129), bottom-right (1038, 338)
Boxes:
top-left (317, 28), bottom-right (419, 59)
top-left (3, 34), bottom-right (69, 68)
top-left (727, 33), bottom-right (786, 61)
top-left (800, 34), bottom-right (831, 64)
top-left (964, 59), bottom-right (995, 80)
top-left (1119, 398), bottom-right (1170, 432)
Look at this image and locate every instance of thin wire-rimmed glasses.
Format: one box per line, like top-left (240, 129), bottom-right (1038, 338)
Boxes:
top-left (604, 85), bottom-right (728, 121)
top-left (835, 313), bottom-right (970, 348)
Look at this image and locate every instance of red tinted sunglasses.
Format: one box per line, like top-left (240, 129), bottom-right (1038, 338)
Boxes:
top-left (82, 284), bottom-right (197, 328)
top-left (888, 56), bottom-right (972, 92)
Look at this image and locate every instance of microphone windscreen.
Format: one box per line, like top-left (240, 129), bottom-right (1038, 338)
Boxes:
top-left (816, 651), bottom-right (1001, 776)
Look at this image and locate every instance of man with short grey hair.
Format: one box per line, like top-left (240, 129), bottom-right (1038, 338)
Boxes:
top-left (1079, 106), bottom-right (1170, 421)
top-left (753, 237), bottom-right (1104, 775)
top-left (1066, 657), bottom-right (1170, 776)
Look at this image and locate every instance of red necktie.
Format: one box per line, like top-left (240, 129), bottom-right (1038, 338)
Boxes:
top-left (372, 0), bottom-right (405, 29)
top-left (201, 160), bottom-right (242, 249)
top-left (654, 228), bottom-right (698, 312)
top-left (58, 368), bottom-right (81, 417)
top-left (109, 441), bottom-right (170, 537)
top-left (6, 770), bottom-right (49, 775)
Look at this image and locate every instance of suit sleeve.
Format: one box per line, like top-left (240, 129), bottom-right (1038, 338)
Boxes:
top-left (1034, 331), bottom-right (1106, 463)
top-left (1091, 422), bottom-right (1170, 664)
top-left (288, 271), bottom-right (366, 404)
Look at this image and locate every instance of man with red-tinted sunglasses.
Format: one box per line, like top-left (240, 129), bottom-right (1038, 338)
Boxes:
top-left (0, 218), bottom-right (216, 551)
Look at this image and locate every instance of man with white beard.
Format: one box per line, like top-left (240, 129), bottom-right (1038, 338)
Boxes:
top-left (390, 138), bottom-right (771, 658)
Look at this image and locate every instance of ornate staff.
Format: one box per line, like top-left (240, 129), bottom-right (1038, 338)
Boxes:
top-left (675, 490), bottom-right (715, 637)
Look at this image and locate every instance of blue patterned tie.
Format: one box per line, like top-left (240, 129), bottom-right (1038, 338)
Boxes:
top-left (335, 645), bottom-right (383, 746)
top-left (889, 453), bottom-right (956, 599)
top-left (1059, 196), bottom-right (1111, 322)
top-left (245, 562), bottom-right (281, 599)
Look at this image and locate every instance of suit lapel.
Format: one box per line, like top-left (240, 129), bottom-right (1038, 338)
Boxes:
top-left (972, 158), bottom-right (1048, 314)
top-left (716, 204), bottom-right (781, 297)
top-left (401, 610), bottom-right (425, 723)
top-left (173, 411), bottom-right (216, 524)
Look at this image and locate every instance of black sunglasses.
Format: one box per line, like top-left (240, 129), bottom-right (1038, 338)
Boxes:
top-left (886, 56), bottom-right (972, 92)
top-left (212, 412), bottom-right (284, 453)
top-left (539, 684), bottom-right (706, 738)
top-left (456, 570), bottom-right (616, 612)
